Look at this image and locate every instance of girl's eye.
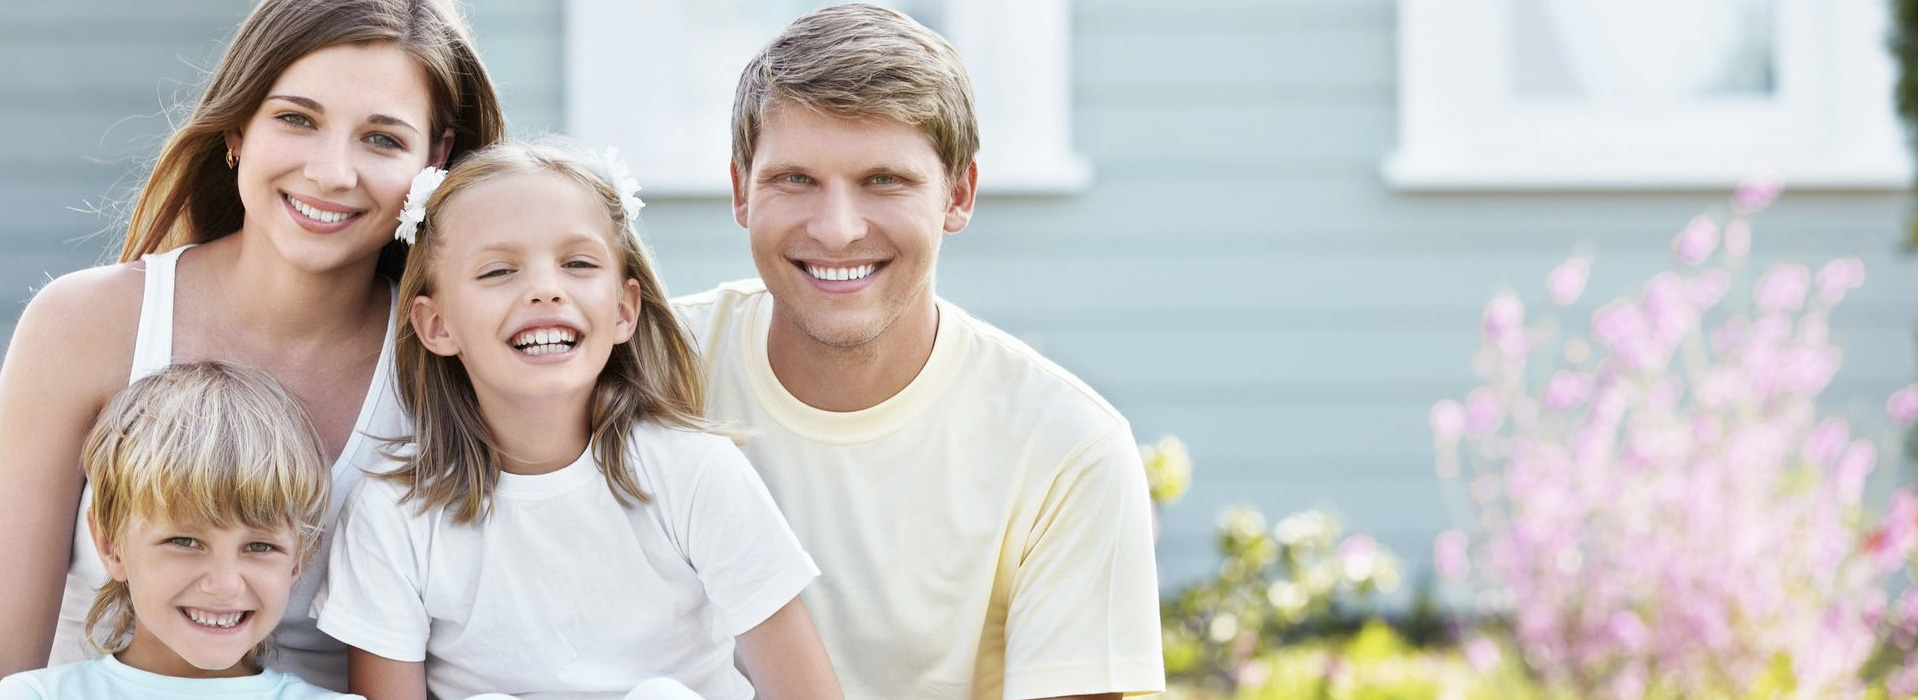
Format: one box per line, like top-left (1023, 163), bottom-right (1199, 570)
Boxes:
top-left (563, 259), bottom-right (600, 270)
top-left (478, 267), bottom-right (513, 280)
top-left (367, 133), bottom-right (403, 150)
top-left (275, 112), bottom-right (314, 129)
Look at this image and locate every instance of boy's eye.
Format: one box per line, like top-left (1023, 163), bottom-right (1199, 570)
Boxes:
top-left (244, 542), bottom-right (283, 554)
top-left (870, 174), bottom-right (898, 185)
top-left (166, 537), bottom-right (200, 549)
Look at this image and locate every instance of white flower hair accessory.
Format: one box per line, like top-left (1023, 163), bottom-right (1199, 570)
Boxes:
top-left (593, 147), bottom-right (645, 231)
top-left (394, 166), bottom-right (447, 245)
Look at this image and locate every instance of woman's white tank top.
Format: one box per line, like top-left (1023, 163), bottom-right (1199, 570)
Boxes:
top-left (49, 244), bottom-right (406, 692)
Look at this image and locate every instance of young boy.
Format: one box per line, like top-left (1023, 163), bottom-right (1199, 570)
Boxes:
top-left (0, 362), bottom-right (357, 699)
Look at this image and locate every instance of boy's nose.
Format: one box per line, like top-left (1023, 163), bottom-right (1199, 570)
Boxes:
top-left (199, 557), bottom-right (246, 598)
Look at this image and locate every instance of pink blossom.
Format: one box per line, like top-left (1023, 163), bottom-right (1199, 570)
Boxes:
top-left (1542, 370), bottom-right (1594, 410)
top-left (1435, 529), bottom-right (1470, 581)
top-left (1463, 635), bottom-right (1502, 672)
top-left (1591, 301), bottom-right (1649, 359)
top-left (1801, 418), bottom-right (1850, 467)
top-left (1755, 264), bottom-right (1811, 313)
top-left (1672, 215), bottom-right (1719, 266)
top-left (1547, 258), bottom-right (1590, 307)
top-left (1429, 399), bottom-right (1465, 444)
top-left (1815, 258), bottom-right (1866, 305)
top-left (1464, 388), bottom-right (1504, 436)
top-left (1777, 346), bottom-right (1841, 396)
top-left (1888, 383), bottom-right (1918, 425)
top-left (1836, 441), bottom-right (1876, 507)
top-left (1482, 293), bottom-right (1524, 337)
top-left (1687, 268), bottom-right (1730, 309)
top-left (1723, 219), bottom-right (1752, 258)
top-left (1733, 170), bottom-right (1784, 213)
top-left (1867, 490), bottom-right (1918, 572)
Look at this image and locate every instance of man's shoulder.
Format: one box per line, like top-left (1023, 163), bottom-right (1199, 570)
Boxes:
top-left (942, 301), bottom-right (1128, 431)
top-left (671, 278), bottom-right (767, 349)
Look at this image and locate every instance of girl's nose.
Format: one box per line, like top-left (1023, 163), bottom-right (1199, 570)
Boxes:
top-left (199, 556), bottom-right (246, 599)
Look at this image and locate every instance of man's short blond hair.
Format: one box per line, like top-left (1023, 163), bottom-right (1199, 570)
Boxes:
top-left (732, 3), bottom-right (979, 186)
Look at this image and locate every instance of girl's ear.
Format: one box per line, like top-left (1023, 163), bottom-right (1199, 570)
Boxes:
top-left (613, 278), bottom-right (642, 344)
top-left (87, 514), bottom-right (128, 583)
top-left (411, 295), bottom-right (462, 357)
top-left (430, 128), bottom-right (455, 169)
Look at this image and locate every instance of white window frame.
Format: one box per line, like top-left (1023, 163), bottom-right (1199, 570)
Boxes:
top-left (565, 0), bottom-right (1088, 197)
top-left (1383, 0), bottom-right (1912, 191)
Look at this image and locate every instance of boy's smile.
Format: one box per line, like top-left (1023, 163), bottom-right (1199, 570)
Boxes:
top-left (93, 515), bottom-right (298, 678)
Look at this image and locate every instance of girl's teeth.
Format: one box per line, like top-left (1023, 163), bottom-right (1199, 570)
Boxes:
top-left (186, 608), bottom-right (243, 628)
top-left (806, 263), bottom-right (876, 282)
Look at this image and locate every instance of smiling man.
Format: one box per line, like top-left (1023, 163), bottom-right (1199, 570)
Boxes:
top-left (671, 5), bottom-right (1164, 700)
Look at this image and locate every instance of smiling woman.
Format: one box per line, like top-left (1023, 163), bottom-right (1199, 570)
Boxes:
top-left (0, 0), bottom-right (505, 691)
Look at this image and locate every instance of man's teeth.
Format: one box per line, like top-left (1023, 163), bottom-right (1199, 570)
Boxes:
top-left (805, 263), bottom-right (876, 282)
top-left (512, 328), bottom-right (579, 355)
top-left (289, 197), bottom-right (351, 224)
top-left (186, 608), bottom-right (245, 628)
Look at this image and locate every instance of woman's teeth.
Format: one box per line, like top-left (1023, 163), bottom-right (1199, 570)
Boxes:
top-left (806, 263), bottom-right (876, 282)
top-left (289, 197), bottom-right (352, 224)
top-left (512, 328), bottom-right (579, 355)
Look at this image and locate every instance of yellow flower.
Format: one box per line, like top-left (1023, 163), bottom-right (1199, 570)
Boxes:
top-left (1140, 435), bottom-right (1192, 507)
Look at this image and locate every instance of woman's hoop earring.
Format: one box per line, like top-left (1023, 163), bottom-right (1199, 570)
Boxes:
top-left (225, 149), bottom-right (238, 169)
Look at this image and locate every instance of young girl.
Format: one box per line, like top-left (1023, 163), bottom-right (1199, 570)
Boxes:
top-left (0, 362), bottom-right (357, 699)
top-left (314, 141), bottom-right (842, 700)
top-left (0, 0), bottom-right (506, 688)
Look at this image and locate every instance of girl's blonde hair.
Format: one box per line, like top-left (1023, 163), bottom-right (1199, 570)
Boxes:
top-left (119, 0), bottom-right (506, 280)
top-left (82, 362), bottom-right (330, 669)
top-left (387, 139), bottom-right (707, 524)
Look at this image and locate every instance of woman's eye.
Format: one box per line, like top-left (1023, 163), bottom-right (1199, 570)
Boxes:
top-left (367, 133), bottom-right (403, 150)
top-left (275, 113), bottom-right (314, 128)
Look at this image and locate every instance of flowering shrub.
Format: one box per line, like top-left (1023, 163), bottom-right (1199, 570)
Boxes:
top-left (1431, 175), bottom-right (1918, 699)
top-left (1161, 503), bottom-right (1405, 696)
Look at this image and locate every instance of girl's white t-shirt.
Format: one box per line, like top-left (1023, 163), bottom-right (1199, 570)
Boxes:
top-left (312, 422), bottom-right (816, 700)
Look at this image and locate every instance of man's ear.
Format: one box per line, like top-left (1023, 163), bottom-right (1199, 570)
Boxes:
top-left (430, 128), bottom-right (455, 169)
top-left (614, 278), bottom-right (642, 344)
top-left (88, 514), bottom-right (128, 583)
top-left (943, 161), bottom-right (979, 233)
top-left (731, 160), bottom-right (750, 229)
top-left (410, 295), bottom-right (461, 357)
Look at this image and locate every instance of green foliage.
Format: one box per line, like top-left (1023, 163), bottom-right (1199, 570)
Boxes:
top-left (1897, 0), bottom-right (1918, 247)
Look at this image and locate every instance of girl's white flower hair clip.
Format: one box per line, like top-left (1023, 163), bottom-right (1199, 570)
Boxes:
top-left (395, 166), bottom-right (448, 245)
top-left (593, 147), bottom-right (645, 232)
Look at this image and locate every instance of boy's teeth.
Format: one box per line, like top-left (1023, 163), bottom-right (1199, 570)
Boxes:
top-left (290, 197), bottom-right (350, 224)
top-left (186, 608), bottom-right (244, 628)
top-left (806, 263), bottom-right (876, 282)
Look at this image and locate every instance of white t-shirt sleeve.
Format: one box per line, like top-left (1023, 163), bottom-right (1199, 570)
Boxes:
top-left (1001, 423), bottom-right (1167, 699)
top-left (312, 480), bottom-right (432, 662)
top-left (0, 673), bottom-right (45, 700)
top-left (677, 438), bottom-right (819, 637)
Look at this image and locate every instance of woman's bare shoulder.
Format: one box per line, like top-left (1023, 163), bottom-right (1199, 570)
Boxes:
top-left (8, 261), bottom-right (147, 384)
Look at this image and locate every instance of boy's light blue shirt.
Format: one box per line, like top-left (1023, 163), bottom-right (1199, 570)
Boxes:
top-left (0, 654), bottom-right (361, 700)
